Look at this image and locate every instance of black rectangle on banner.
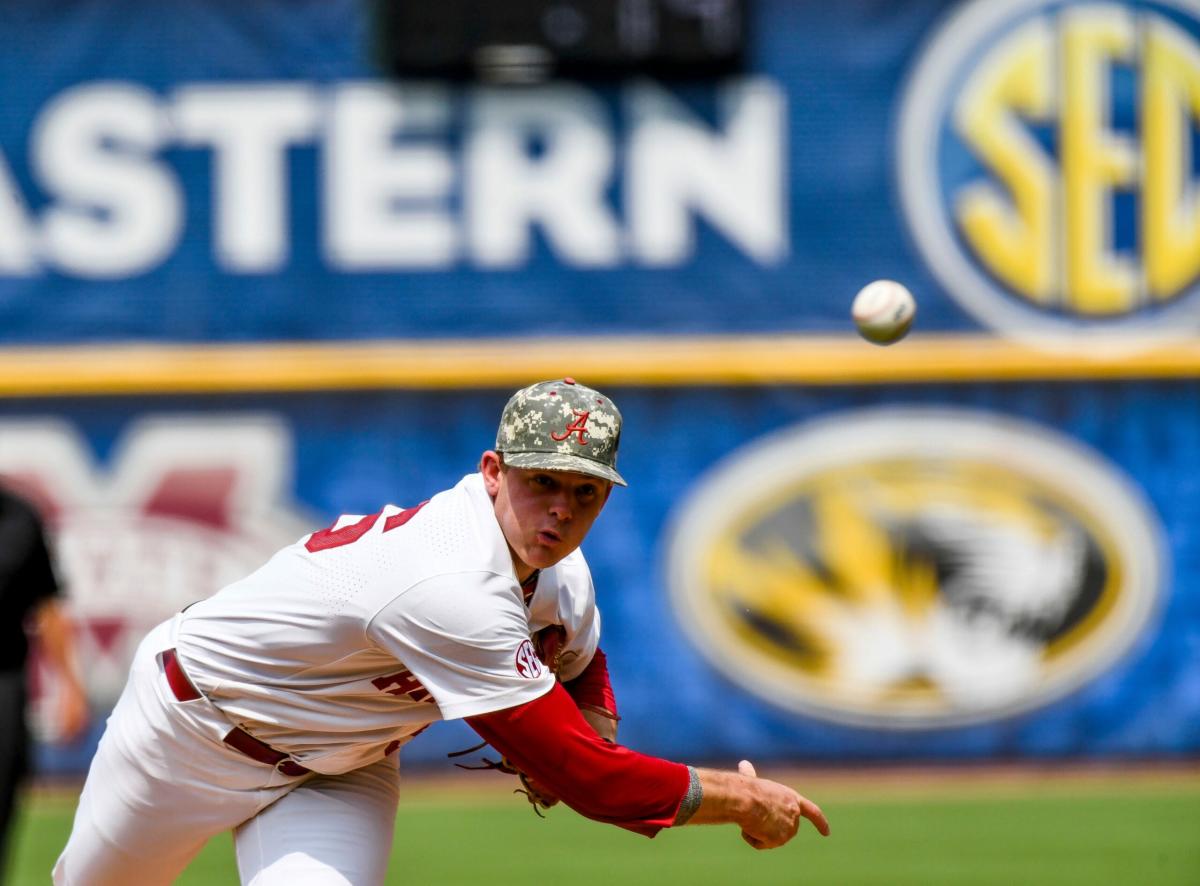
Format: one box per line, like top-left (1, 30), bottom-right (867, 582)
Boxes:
top-left (370, 0), bottom-right (747, 82)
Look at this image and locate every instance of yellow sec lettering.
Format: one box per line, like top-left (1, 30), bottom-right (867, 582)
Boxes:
top-left (1061, 6), bottom-right (1140, 315)
top-left (1142, 17), bottom-right (1200, 300)
top-left (953, 20), bottom-right (1057, 304)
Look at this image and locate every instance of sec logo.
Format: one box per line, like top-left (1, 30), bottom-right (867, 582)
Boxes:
top-left (897, 0), bottom-right (1200, 342)
top-left (664, 408), bottom-right (1165, 728)
top-left (515, 640), bottom-right (544, 679)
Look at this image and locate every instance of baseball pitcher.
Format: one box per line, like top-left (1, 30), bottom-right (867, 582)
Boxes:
top-left (54, 379), bottom-right (829, 885)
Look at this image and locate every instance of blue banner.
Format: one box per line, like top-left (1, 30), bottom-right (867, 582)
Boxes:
top-left (5, 0), bottom-right (1195, 344)
top-left (9, 381), bottom-right (1195, 769)
top-left (2, 0), bottom-right (1199, 770)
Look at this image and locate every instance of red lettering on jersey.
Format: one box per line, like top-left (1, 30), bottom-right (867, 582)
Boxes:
top-left (550, 410), bottom-right (590, 445)
top-left (383, 500), bottom-right (429, 532)
top-left (305, 511), bottom-right (381, 552)
top-left (372, 669), bottom-right (432, 703)
top-left (305, 502), bottom-right (428, 553)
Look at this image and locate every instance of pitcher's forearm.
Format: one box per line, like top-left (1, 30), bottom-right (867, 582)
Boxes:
top-left (686, 768), bottom-right (758, 825)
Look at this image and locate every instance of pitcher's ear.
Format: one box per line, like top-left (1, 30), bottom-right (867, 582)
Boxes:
top-left (480, 451), bottom-right (504, 494)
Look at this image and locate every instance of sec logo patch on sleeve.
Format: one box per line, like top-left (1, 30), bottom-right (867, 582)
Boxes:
top-left (515, 640), bottom-right (544, 679)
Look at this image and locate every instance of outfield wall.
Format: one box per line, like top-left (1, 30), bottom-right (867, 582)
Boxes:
top-left (1, 0), bottom-right (1197, 769)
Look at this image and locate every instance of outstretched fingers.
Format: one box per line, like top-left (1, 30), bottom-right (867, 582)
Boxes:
top-left (729, 760), bottom-right (830, 848)
top-left (799, 795), bottom-right (831, 836)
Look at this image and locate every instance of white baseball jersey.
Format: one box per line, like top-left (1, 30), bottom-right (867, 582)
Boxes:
top-left (173, 472), bottom-right (601, 775)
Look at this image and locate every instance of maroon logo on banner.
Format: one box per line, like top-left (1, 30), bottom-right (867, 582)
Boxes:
top-left (0, 416), bottom-right (313, 728)
top-left (514, 640), bottom-right (543, 679)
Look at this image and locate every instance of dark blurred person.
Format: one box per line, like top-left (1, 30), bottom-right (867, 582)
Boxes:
top-left (0, 484), bottom-right (88, 875)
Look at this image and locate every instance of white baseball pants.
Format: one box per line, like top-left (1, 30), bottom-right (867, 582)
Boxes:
top-left (53, 618), bottom-right (400, 885)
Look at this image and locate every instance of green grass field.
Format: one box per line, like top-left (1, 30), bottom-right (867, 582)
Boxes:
top-left (9, 768), bottom-right (1199, 885)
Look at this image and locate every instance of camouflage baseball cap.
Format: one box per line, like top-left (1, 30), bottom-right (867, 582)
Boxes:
top-left (495, 378), bottom-right (626, 487)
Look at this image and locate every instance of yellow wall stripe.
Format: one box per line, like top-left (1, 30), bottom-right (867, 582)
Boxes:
top-left (1, 334), bottom-right (1198, 396)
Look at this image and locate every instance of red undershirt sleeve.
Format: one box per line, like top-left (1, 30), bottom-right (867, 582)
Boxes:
top-left (562, 646), bottom-right (618, 720)
top-left (466, 682), bottom-right (689, 837)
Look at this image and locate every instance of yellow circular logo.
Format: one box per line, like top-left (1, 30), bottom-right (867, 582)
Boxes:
top-left (665, 409), bottom-right (1164, 728)
top-left (897, 0), bottom-right (1200, 340)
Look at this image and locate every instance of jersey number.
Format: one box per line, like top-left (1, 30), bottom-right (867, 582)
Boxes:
top-left (304, 502), bottom-right (428, 553)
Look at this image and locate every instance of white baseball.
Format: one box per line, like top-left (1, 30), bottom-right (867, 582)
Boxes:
top-left (852, 280), bottom-right (916, 345)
